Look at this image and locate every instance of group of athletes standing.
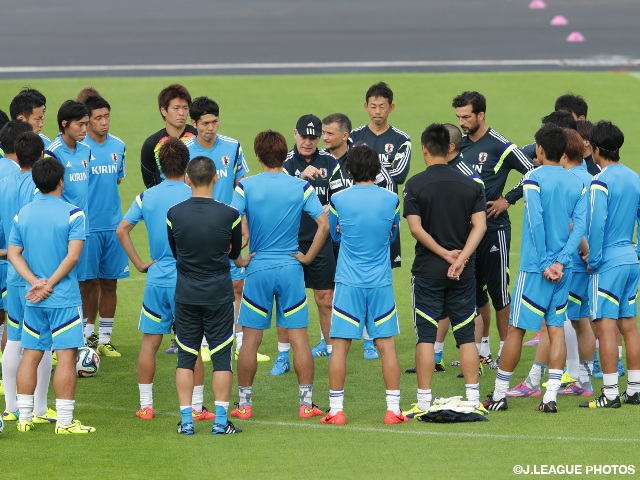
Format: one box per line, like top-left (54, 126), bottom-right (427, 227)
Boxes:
top-left (0, 80), bottom-right (638, 436)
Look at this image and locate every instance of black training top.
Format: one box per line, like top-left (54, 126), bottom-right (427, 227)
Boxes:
top-left (460, 128), bottom-right (535, 232)
top-left (283, 145), bottom-right (336, 243)
top-left (167, 197), bottom-right (242, 305)
top-left (403, 164), bottom-right (486, 280)
top-left (140, 125), bottom-right (197, 188)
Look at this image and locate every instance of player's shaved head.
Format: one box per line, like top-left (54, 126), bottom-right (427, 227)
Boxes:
top-left (158, 137), bottom-right (189, 178)
top-left (15, 131), bottom-right (44, 169)
top-left (254, 130), bottom-right (288, 168)
top-left (346, 144), bottom-right (380, 183)
top-left (443, 123), bottom-right (463, 153)
top-left (187, 156), bottom-right (217, 187)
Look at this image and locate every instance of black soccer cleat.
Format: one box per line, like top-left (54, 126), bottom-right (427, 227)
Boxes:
top-left (482, 394), bottom-right (507, 411)
top-left (622, 391), bottom-right (640, 405)
top-left (535, 400), bottom-right (558, 413)
top-left (212, 420), bottom-right (242, 435)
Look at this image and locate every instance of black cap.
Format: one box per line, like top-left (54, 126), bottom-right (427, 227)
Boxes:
top-left (295, 114), bottom-right (322, 137)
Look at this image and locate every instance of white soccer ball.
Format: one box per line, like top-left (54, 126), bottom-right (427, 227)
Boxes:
top-left (76, 346), bottom-right (100, 377)
top-left (0, 415), bottom-right (4, 435)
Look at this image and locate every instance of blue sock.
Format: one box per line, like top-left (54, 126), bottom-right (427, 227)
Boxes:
top-left (215, 404), bottom-right (228, 426)
top-left (435, 351), bottom-right (443, 363)
top-left (180, 406), bottom-right (192, 425)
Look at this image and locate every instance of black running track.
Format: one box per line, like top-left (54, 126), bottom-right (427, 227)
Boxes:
top-left (0, 0), bottom-right (638, 78)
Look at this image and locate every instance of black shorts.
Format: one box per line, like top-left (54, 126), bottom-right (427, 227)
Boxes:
top-left (412, 276), bottom-right (476, 347)
top-left (174, 302), bottom-right (234, 371)
top-left (475, 228), bottom-right (511, 311)
top-left (299, 239), bottom-right (336, 290)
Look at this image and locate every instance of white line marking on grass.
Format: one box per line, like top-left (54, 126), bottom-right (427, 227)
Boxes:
top-left (1, 58), bottom-right (639, 74)
top-left (75, 403), bottom-right (636, 443)
top-left (630, 72), bottom-right (640, 80)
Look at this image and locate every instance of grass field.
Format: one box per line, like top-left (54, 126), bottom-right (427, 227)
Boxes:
top-left (1, 71), bottom-right (640, 479)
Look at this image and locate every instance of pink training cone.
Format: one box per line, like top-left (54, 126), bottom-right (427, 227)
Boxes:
top-left (566, 31), bottom-right (585, 42)
top-left (550, 15), bottom-right (568, 26)
top-left (528, 0), bottom-right (546, 9)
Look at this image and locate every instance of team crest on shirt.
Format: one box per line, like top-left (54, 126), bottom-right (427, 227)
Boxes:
top-left (318, 168), bottom-right (327, 178)
top-left (81, 160), bottom-right (88, 169)
top-left (478, 152), bottom-right (488, 164)
top-left (111, 153), bottom-right (119, 163)
top-left (384, 143), bottom-right (394, 154)
top-left (221, 156), bottom-right (230, 167)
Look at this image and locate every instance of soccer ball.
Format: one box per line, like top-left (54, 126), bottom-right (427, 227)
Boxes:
top-left (76, 347), bottom-right (100, 377)
top-left (0, 415), bottom-right (3, 435)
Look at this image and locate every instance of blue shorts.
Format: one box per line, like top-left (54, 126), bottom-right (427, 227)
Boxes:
top-left (510, 270), bottom-right (571, 331)
top-left (230, 261), bottom-right (245, 282)
top-left (6, 283), bottom-right (26, 341)
top-left (0, 262), bottom-right (7, 310)
top-left (568, 271), bottom-right (590, 321)
top-left (22, 305), bottom-right (84, 351)
top-left (85, 230), bottom-right (131, 280)
top-left (590, 264), bottom-right (639, 320)
top-left (76, 238), bottom-right (90, 282)
top-left (138, 284), bottom-right (176, 334)
top-left (238, 264), bottom-right (308, 330)
top-left (330, 283), bottom-right (398, 340)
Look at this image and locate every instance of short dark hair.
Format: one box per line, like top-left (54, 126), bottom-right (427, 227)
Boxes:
top-left (563, 128), bottom-right (584, 164)
top-left (158, 137), bottom-right (189, 178)
top-left (541, 110), bottom-right (576, 130)
top-left (57, 100), bottom-right (88, 132)
top-left (0, 109), bottom-right (9, 130)
top-left (158, 84), bottom-right (191, 120)
top-left (346, 144), bottom-right (380, 183)
top-left (14, 132), bottom-right (44, 169)
top-left (32, 157), bottom-right (65, 194)
top-left (189, 96), bottom-right (219, 123)
top-left (0, 120), bottom-right (33, 154)
top-left (254, 130), bottom-right (288, 168)
top-left (365, 82), bottom-right (393, 104)
top-left (186, 156), bottom-right (217, 187)
top-left (9, 88), bottom-right (46, 120)
top-left (76, 86), bottom-right (101, 103)
top-left (443, 123), bottom-right (463, 153)
top-left (555, 93), bottom-right (588, 119)
top-left (83, 94), bottom-right (111, 116)
top-left (421, 123), bottom-right (450, 157)
top-left (452, 91), bottom-right (486, 114)
top-left (322, 113), bottom-right (351, 133)
top-left (590, 120), bottom-right (623, 161)
top-left (534, 123), bottom-right (568, 162)
top-left (575, 119), bottom-right (593, 141)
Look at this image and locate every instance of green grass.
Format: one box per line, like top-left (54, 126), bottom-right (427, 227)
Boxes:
top-left (1, 72), bottom-right (640, 479)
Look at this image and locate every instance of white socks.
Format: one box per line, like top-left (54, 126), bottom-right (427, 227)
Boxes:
top-left (98, 317), bottom-right (114, 344)
top-left (191, 385), bottom-right (204, 412)
top-left (34, 350), bottom-right (53, 416)
top-left (139, 383), bottom-right (153, 409)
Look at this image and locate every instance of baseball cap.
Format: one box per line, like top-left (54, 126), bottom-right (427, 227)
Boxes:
top-left (295, 114), bottom-right (322, 138)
